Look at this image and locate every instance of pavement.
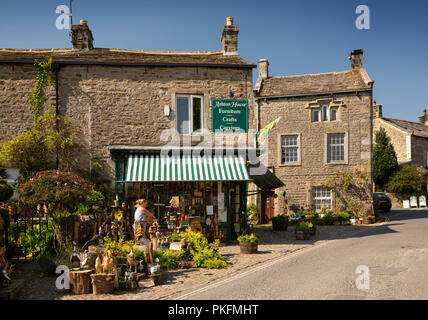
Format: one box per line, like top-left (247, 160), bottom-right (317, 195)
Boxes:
top-left (171, 208), bottom-right (428, 300)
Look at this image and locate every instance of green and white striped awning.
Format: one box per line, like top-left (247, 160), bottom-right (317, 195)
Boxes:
top-left (125, 154), bottom-right (250, 182)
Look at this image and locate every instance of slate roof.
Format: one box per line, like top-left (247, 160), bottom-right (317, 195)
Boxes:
top-left (0, 48), bottom-right (255, 67)
top-left (255, 68), bottom-right (373, 97)
top-left (382, 118), bottom-right (428, 139)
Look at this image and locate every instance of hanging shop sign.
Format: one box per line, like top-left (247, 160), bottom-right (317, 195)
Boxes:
top-left (211, 99), bottom-right (248, 132)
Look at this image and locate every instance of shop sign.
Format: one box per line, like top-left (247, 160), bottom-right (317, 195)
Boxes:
top-left (419, 195), bottom-right (426, 207)
top-left (169, 242), bottom-right (183, 251)
top-left (211, 99), bottom-right (248, 132)
top-left (410, 196), bottom-right (418, 208)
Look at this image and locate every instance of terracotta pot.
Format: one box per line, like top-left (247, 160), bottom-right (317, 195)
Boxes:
top-left (357, 220), bottom-right (363, 225)
top-left (295, 230), bottom-right (310, 240)
top-left (363, 216), bottom-right (375, 224)
top-left (239, 241), bottom-right (258, 254)
top-left (272, 219), bottom-right (288, 231)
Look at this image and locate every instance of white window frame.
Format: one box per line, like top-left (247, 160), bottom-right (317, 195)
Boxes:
top-left (176, 95), bottom-right (204, 135)
top-left (330, 107), bottom-right (338, 121)
top-left (322, 105), bottom-right (329, 121)
top-left (312, 109), bottom-right (320, 122)
top-left (326, 132), bottom-right (348, 164)
top-left (280, 134), bottom-right (301, 165)
top-left (311, 186), bottom-right (332, 212)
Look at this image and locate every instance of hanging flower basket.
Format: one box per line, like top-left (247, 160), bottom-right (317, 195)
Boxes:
top-left (90, 274), bottom-right (115, 295)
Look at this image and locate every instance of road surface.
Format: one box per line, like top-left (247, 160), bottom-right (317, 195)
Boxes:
top-left (173, 209), bottom-right (428, 300)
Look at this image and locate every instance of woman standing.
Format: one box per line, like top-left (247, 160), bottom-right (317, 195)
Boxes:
top-left (133, 199), bottom-right (155, 241)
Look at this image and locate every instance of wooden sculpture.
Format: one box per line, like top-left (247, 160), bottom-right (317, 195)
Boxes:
top-left (125, 243), bottom-right (138, 273)
top-left (95, 252), bottom-right (103, 273)
top-left (0, 246), bottom-right (13, 288)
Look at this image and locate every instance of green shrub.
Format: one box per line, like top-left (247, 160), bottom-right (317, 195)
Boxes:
top-left (237, 233), bottom-right (258, 243)
top-left (155, 249), bottom-right (183, 270)
top-left (0, 177), bottom-right (13, 203)
top-left (295, 221), bottom-right (313, 231)
top-left (271, 214), bottom-right (289, 222)
top-left (246, 203), bottom-right (258, 220)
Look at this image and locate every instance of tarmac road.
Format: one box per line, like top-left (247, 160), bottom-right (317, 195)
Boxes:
top-left (174, 208), bottom-right (428, 300)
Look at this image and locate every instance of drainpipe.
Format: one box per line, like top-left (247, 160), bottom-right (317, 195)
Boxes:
top-left (52, 63), bottom-right (61, 170)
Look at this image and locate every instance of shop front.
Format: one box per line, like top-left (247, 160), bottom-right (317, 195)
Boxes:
top-left (111, 149), bottom-right (251, 242)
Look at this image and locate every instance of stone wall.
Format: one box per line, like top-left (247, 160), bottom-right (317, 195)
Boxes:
top-left (0, 63), bottom-right (253, 181)
top-left (373, 118), bottom-right (410, 164)
top-left (257, 92), bottom-right (373, 214)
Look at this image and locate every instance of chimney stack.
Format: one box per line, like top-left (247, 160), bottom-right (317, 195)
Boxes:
top-left (417, 108), bottom-right (428, 125)
top-left (373, 100), bottom-right (383, 118)
top-left (221, 17), bottom-right (238, 56)
top-left (349, 49), bottom-right (363, 69)
top-left (71, 20), bottom-right (94, 51)
top-left (258, 59), bottom-right (269, 80)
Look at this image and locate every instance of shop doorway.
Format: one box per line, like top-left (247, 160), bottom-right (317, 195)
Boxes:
top-left (261, 191), bottom-right (275, 223)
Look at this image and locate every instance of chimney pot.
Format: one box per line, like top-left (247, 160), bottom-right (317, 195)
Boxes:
top-left (221, 17), bottom-right (238, 55)
top-left (71, 19), bottom-right (94, 51)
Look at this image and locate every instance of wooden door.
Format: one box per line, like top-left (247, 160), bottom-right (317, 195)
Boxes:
top-left (261, 191), bottom-right (275, 223)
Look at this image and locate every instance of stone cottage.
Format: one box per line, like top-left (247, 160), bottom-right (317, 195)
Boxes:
top-left (0, 18), bottom-right (260, 240)
top-left (373, 104), bottom-right (428, 191)
top-left (254, 50), bottom-right (375, 219)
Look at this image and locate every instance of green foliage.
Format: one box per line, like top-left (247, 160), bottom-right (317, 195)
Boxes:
top-left (7, 221), bottom-right (55, 258)
top-left (246, 202), bottom-right (258, 220)
top-left (373, 128), bottom-right (399, 189)
top-left (167, 231), bottom-right (182, 243)
top-left (323, 169), bottom-right (372, 219)
top-left (237, 233), bottom-right (258, 243)
top-left (157, 230), bottom-right (226, 269)
top-left (0, 59), bottom-right (74, 179)
top-left (0, 177), bottom-right (13, 202)
top-left (386, 165), bottom-right (424, 200)
top-left (19, 170), bottom-right (94, 215)
top-left (28, 59), bottom-right (52, 126)
top-left (102, 236), bottom-right (144, 262)
top-left (154, 249), bottom-right (183, 270)
top-left (271, 214), bottom-right (289, 222)
top-left (295, 221), bottom-right (313, 231)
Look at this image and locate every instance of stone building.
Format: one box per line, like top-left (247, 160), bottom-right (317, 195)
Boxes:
top-left (254, 50), bottom-right (375, 219)
top-left (0, 18), bottom-right (260, 240)
top-left (373, 104), bottom-right (428, 195)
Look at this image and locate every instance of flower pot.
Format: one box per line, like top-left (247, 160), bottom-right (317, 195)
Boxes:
top-left (309, 226), bottom-right (316, 236)
top-left (357, 220), bottom-right (363, 225)
top-left (363, 216), bottom-right (375, 224)
top-left (295, 230), bottom-right (310, 240)
top-left (272, 219), bottom-right (288, 231)
top-left (239, 241), bottom-right (258, 254)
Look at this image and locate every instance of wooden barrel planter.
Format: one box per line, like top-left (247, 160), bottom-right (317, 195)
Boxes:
top-left (309, 225), bottom-right (316, 236)
top-left (239, 242), bottom-right (258, 254)
top-left (90, 274), bottom-right (115, 295)
top-left (272, 220), bottom-right (288, 231)
top-left (295, 230), bottom-right (310, 240)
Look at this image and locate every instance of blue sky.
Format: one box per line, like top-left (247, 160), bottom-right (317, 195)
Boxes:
top-left (1, 0), bottom-right (427, 122)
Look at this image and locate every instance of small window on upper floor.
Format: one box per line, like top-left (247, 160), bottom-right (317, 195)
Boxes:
top-left (322, 105), bottom-right (328, 121)
top-left (330, 108), bottom-right (338, 121)
top-left (312, 109), bottom-right (320, 122)
top-left (176, 95), bottom-right (203, 134)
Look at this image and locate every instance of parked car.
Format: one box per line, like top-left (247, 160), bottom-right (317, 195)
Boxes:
top-left (373, 193), bottom-right (392, 213)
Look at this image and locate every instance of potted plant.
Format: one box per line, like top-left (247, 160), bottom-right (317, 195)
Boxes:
top-left (363, 215), bottom-right (375, 224)
top-left (271, 214), bottom-right (289, 231)
top-left (295, 221), bottom-right (311, 240)
top-left (237, 234), bottom-right (258, 254)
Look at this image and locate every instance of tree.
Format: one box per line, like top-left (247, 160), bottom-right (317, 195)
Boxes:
top-left (386, 165), bottom-right (424, 200)
top-left (373, 128), bottom-right (399, 190)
